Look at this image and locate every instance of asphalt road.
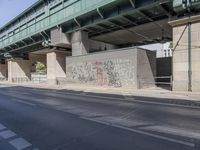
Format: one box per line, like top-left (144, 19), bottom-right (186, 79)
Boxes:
top-left (0, 84), bottom-right (199, 150)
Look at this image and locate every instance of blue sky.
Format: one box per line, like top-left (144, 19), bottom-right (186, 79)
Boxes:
top-left (0, 0), bottom-right (38, 28)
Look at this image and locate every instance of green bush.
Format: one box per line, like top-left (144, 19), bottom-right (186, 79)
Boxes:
top-left (36, 62), bottom-right (46, 74)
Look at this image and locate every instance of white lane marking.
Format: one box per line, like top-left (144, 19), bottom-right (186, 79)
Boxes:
top-left (80, 116), bottom-right (195, 147)
top-left (140, 125), bottom-right (200, 140)
top-left (11, 99), bottom-right (36, 106)
top-left (0, 123), bottom-right (6, 130)
top-left (33, 90), bottom-right (193, 109)
top-left (1, 88), bottom-right (199, 109)
top-left (0, 130), bottom-right (16, 139)
top-left (70, 93), bottom-right (200, 109)
top-left (9, 138), bottom-right (32, 150)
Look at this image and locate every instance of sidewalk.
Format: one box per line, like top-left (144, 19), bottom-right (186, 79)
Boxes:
top-left (1, 81), bottom-right (200, 102)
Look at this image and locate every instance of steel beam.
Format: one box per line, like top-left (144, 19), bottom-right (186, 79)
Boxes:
top-left (97, 8), bottom-right (104, 19)
top-left (108, 20), bottom-right (150, 40)
top-left (29, 36), bottom-right (36, 42)
top-left (8, 40), bottom-right (43, 53)
top-left (129, 0), bottom-right (136, 8)
top-left (122, 16), bottom-right (138, 25)
top-left (74, 18), bottom-right (81, 27)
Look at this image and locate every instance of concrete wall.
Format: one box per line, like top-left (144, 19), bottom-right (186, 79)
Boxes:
top-left (65, 48), bottom-right (156, 88)
top-left (29, 53), bottom-right (46, 73)
top-left (0, 64), bottom-right (7, 78)
top-left (172, 25), bottom-right (189, 91)
top-left (137, 49), bottom-right (156, 88)
top-left (8, 59), bottom-right (31, 82)
top-left (29, 53), bottom-right (46, 66)
top-left (170, 17), bottom-right (200, 91)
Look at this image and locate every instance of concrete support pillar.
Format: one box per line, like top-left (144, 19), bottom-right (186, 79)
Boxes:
top-left (0, 64), bottom-right (8, 79)
top-left (47, 51), bottom-right (67, 84)
top-left (7, 59), bottom-right (31, 82)
top-left (169, 16), bottom-right (200, 92)
top-left (71, 31), bottom-right (89, 56)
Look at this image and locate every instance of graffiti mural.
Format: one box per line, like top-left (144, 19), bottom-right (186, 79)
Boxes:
top-left (66, 58), bottom-right (136, 88)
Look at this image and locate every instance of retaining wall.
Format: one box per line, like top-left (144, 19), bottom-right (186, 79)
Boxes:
top-left (65, 47), bottom-right (156, 88)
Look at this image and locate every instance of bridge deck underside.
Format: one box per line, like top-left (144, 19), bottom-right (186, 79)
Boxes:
top-left (91, 19), bottom-right (172, 46)
top-left (0, 0), bottom-right (175, 56)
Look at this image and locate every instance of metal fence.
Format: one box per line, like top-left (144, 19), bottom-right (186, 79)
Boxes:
top-left (155, 76), bottom-right (172, 90)
top-left (12, 74), bottom-right (47, 84)
top-left (12, 77), bottom-right (30, 83)
top-left (139, 76), bottom-right (172, 90)
top-left (31, 74), bottom-right (47, 83)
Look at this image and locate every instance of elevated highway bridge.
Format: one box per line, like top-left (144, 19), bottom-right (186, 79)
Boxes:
top-left (0, 0), bottom-right (191, 56)
top-left (0, 0), bottom-right (200, 92)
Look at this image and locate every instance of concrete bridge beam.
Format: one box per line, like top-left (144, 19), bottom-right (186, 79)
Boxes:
top-left (71, 31), bottom-right (89, 56)
top-left (71, 30), bottom-right (118, 56)
top-left (51, 27), bottom-right (71, 49)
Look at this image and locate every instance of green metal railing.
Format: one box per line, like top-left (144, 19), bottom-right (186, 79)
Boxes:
top-left (1, 0), bottom-right (200, 52)
top-left (173, 0), bottom-right (200, 13)
top-left (0, 0), bottom-right (117, 50)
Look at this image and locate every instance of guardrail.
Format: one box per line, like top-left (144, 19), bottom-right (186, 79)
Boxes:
top-left (154, 76), bottom-right (172, 85)
top-left (139, 76), bottom-right (172, 90)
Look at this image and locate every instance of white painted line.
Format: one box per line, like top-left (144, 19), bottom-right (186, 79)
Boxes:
top-left (9, 138), bottom-right (32, 150)
top-left (140, 125), bottom-right (200, 140)
top-left (80, 116), bottom-right (195, 147)
top-left (0, 130), bottom-right (16, 139)
top-left (72, 93), bottom-right (200, 109)
top-left (4, 88), bottom-right (199, 109)
top-left (11, 99), bottom-right (36, 106)
top-left (0, 123), bottom-right (6, 130)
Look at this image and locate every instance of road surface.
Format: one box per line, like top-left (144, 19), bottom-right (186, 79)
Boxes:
top-left (0, 84), bottom-right (199, 150)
